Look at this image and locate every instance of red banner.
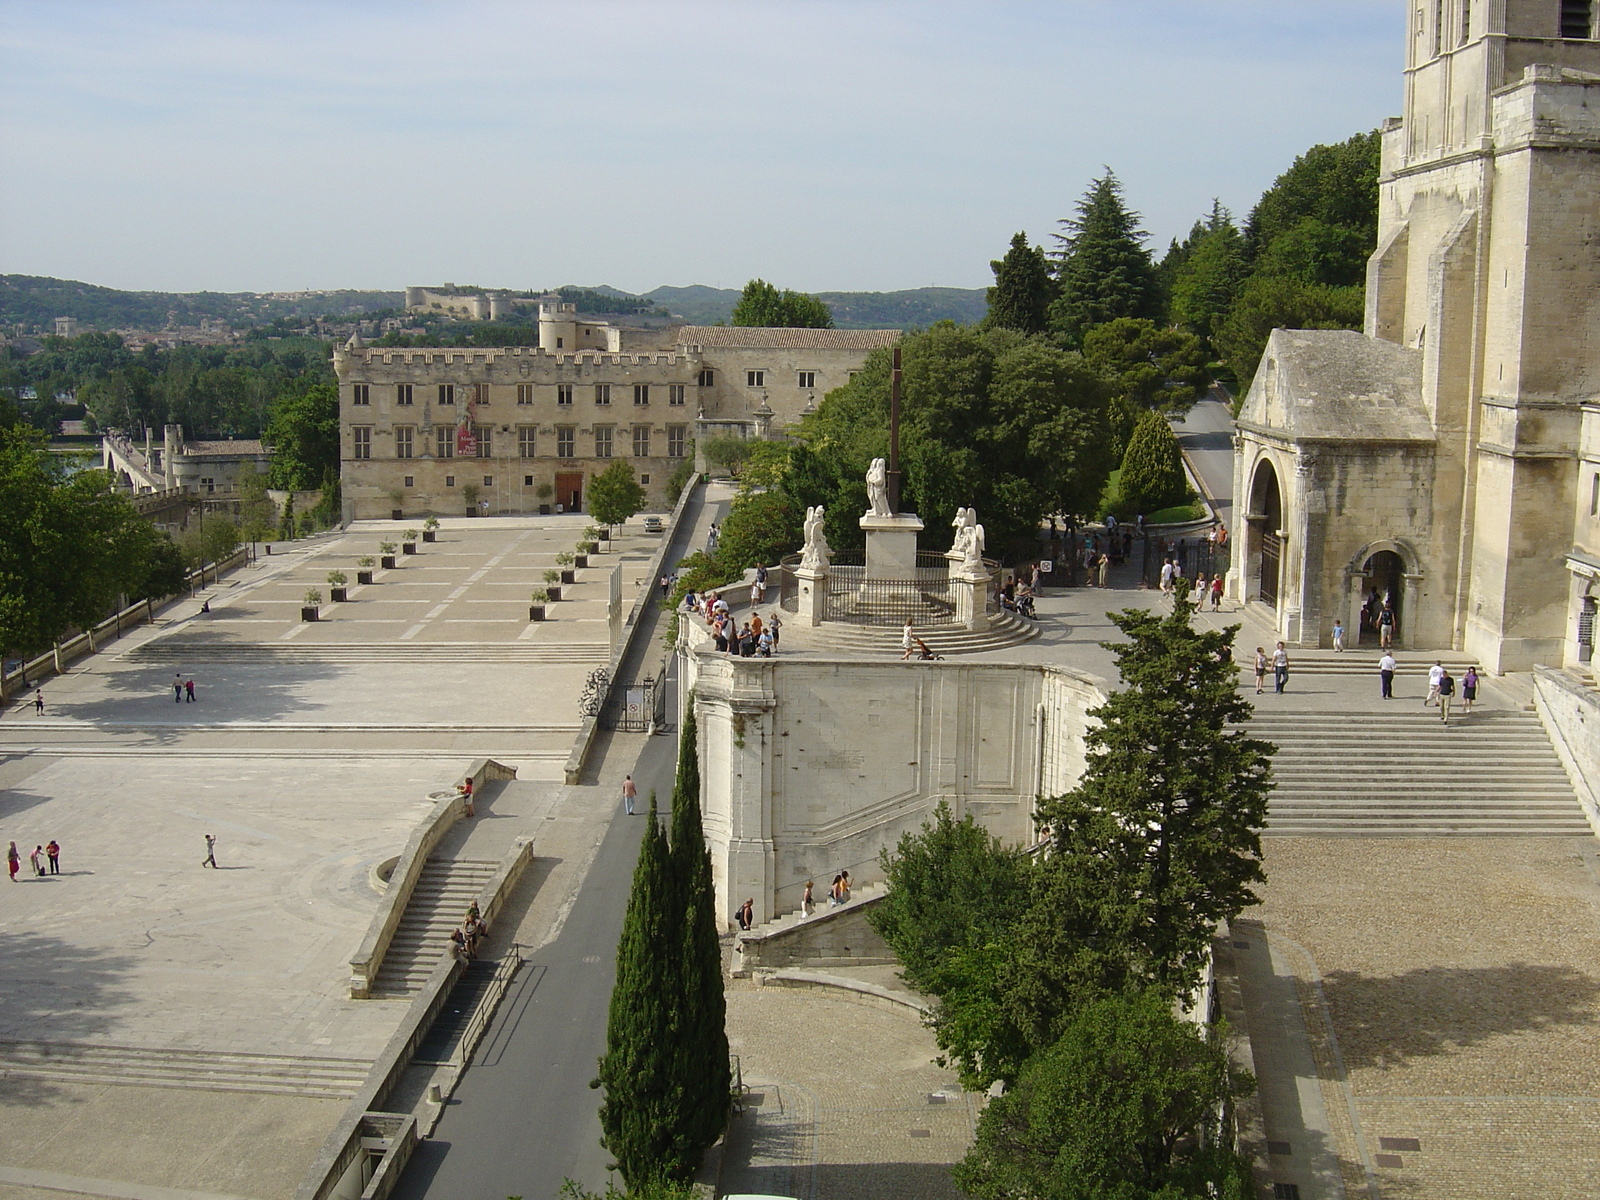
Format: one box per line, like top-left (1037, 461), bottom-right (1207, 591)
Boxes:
top-left (456, 425), bottom-right (476, 456)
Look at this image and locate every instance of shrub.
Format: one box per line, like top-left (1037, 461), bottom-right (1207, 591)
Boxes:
top-left (1118, 410), bottom-right (1190, 515)
top-left (326, 570), bottom-right (347, 586)
top-left (303, 588), bottom-right (322, 606)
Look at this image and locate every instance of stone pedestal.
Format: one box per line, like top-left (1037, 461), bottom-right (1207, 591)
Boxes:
top-left (860, 513), bottom-right (925, 581)
top-left (795, 565), bottom-right (828, 627)
top-left (948, 563), bottom-right (990, 633)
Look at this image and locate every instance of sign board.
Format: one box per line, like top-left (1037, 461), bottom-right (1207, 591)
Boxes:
top-left (625, 688), bottom-right (645, 725)
top-left (456, 426), bottom-right (477, 456)
top-left (1038, 559), bottom-right (1053, 574)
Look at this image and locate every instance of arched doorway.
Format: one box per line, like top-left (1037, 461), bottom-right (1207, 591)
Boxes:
top-left (1249, 459), bottom-right (1283, 606)
top-left (1360, 550), bottom-right (1405, 646)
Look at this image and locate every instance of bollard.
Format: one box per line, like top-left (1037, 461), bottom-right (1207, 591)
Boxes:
top-left (428, 1083), bottom-right (443, 1104)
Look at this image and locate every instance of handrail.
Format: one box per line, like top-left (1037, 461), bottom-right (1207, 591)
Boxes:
top-left (456, 943), bottom-right (524, 1068)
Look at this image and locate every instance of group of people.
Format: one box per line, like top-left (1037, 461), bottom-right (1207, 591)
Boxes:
top-left (688, 588), bottom-right (782, 658)
top-left (448, 900), bottom-right (489, 962)
top-left (1252, 643), bottom-right (1292, 694)
top-left (1382, 658), bottom-right (1480, 721)
top-left (171, 673), bottom-right (197, 702)
top-left (6, 839), bottom-right (60, 881)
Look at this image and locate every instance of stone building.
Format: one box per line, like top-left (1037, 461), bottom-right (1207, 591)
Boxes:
top-left (334, 299), bottom-right (897, 519)
top-left (1231, 0), bottom-right (1600, 673)
top-left (101, 424), bottom-right (270, 498)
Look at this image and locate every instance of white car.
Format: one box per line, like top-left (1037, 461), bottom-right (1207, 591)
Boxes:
top-left (643, 515), bottom-right (665, 534)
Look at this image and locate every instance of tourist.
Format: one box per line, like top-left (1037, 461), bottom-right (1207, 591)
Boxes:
top-left (173, 674), bottom-right (183, 703)
top-left (5, 841), bottom-right (18, 881)
top-left (750, 613), bottom-right (764, 640)
top-left (621, 774), bottom-right (637, 816)
top-left (753, 563), bottom-right (768, 604)
top-left (767, 610), bottom-right (782, 650)
top-left (1210, 575), bottom-right (1224, 611)
top-left (736, 898), bottom-right (754, 931)
top-left (801, 880), bottom-right (813, 917)
top-left (712, 616), bottom-right (728, 653)
top-left (1379, 651), bottom-right (1397, 699)
top-left (449, 927), bottom-right (469, 962)
top-left (828, 872), bottom-right (844, 906)
top-left (840, 870), bottom-right (852, 901)
top-left (1096, 551), bottom-right (1110, 589)
top-left (659, 574), bottom-right (671, 600)
top-left (757, 627), bottom-right (773, 656)
top-left (202, 833), bottom-right (217, 868)
top-left (684, 590), bottom-right (698, 613)
top-left (29, 845), bottom-right (43, 877)
top-left (185, 678), bottom-right (196, 703)
top-left (739, 623), bottom-right (757, 657)
top-left (901, 619), bottom-right (915, 660)
top-left (33, 689), bottom-right (44, 715)
top-left (1425, 660), bottom-right (1444, 707)
top-left (1462, 665), bottom-right (1480, 714)
top-left (456, 776), bottom-right (474, 816)
top-left (1437, 667), bottom-right (1455, 724)
top-left (1273, 642), bottom-right (1289, 694)
top-left (1332, 620), bottom-right (1345, 651)
top-left (45, 839), bottom-right (59, 874)
top-left (1378, 604), bottom-right (1396, 648)
top-left (1254, 647), bottom-right (1267, 695)
top-left (1159, 558), bottom-right (1174, 596)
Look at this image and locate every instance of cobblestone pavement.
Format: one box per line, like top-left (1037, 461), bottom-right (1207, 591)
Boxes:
top-left (1249, 837), bottom-right (1600, 1199)
top-left (722, 982), bottom-right (976, 1200)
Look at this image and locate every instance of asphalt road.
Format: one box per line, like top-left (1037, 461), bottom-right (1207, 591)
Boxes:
top-left (1172, 390), bottom-right (1238, 518)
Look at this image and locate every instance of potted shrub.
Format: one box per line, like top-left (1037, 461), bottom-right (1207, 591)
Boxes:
top-left (463, 483), bottom-right (480, 516)
top-left (301, 588), bottom-right (322, 622)
top-left (402, 529), bottom-right (419, 555)
top-left (556, 551), bottom-right (576, 583)
top-left (536, 482), bottom-right (554, 516)
top-left (543, 568), bottom-right (563, 603)
top-left (327, 570), bottom-right (348, 603)
top-left (388, 488), bottom-right (404, 522)
top-left (379, 540), bottom-right (398, 569)
top-left (529, 587), bottom-right (549, 621)
top-left (422, 516), bottom-right (440, 543)
top-left (574, 547), bottom-right (589, 569)
top-left (356, 555), bottom-right (376, 585)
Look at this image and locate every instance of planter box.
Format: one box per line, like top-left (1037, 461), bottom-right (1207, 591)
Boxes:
top-left (402, 542), bottom-right (417, 555)
top-left (330, 587), bottom-right (348, 603)
top-left (529, 605), bottom-right (546, 622)
top-left (381, 555), bottom-right (397, 569)
top-left (560, 569), bottom-right (576, 585)
top-left (466, 507), bottom-right (479, 517)
top-left (546, 586), bottom-right (562, 602)
top-left (391, 509), bottom-right (403, 521)
top-left (539, 504), bottom-right (551, 515)
top-left (574, 554), bottom-right (588, 569)
top-left (357, 570), bottom-right (374, 585)
top-left (422, 530), bottom-right (436, 542)
top-left (301, 606), bottom-right (319, 622)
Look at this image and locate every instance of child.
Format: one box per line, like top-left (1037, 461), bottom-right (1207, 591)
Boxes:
top-left (1332, 620), bottom-right (1345, 652)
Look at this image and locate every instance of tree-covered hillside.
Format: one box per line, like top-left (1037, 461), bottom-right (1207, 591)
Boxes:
top-left (0, 276), bottom-right (401, 332)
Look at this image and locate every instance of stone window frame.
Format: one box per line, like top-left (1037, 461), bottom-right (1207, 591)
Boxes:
top-left (595, 383), bottom-right (612, 406)
top-left (746, 369), bottom-right (765, 388)
top-left (396, 383), bottom-right (414, 406)
top-left (395, 425), bottom-right (415, 460)
top-left (632, 425), bottom-right (650, 457)
top-left (555, 426), bottom-right (576, 458)
top-left (438, 384), bottom-right (455, 406)
top-left (696, 368), bottom-right (714, 387)
top-left (516, 383), bottom-right (534, 405)
top-left (667, 425), bottom-right (687, 458)
top-left (797, 370), bottom-right (816, 389)
top-left (435, 426), bottom-right (455, 459)
top-left (557, 384), bottom-right (574, 406)
top-left (518, 425), bottom-right (537, 459)
top-left (474, 425), bottom-right (493, 458)
top-left (352, 426), bottom-right (372, 460)
top-left (634, 384), bottom-right (650, 406)
top-left (594, 425), bottom-right (615, 459)
top-left (352, 384), bottom-right (370, 406)
top-left (669, 384), bottom-right (686, 406)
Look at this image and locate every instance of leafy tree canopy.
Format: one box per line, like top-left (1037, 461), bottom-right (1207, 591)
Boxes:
top-left (1167, 204), bottom-right (1247, 347)
top-left (1050, 171), bottom-right (1161, 346)
top-left (986, 232), bottom-right (1054, 336)
top-left (1080, 318), bottom-right (1210, 453)
top-left (730, 279), bottom-right (834, 329)
top-left (1212, 274), bottom-right (1365, 395)
top-left (1244, 130), bottom-right (1381, 283)
top-left (587, 459), bottom-right (648, 528)
top-left (1116, 410), bottom-right (1191, 516)
top-left (264, 382), bottom-right (339, 491)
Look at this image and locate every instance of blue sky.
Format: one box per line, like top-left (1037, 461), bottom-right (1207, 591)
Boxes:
top-left (0, 1), bottom-right (1401, 295)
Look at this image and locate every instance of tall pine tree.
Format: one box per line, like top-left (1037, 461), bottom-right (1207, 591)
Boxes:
top-left (667, 702), bottom-right (731, 1169)
top-left (597, 793), bottom-right (689, 1185)
top-left (1049, 171), bottom-right (1159, 347)
top-left (986, 232), bottom-right (1054, 335)
top-left (1168, 202), bottom-right (1247, 348)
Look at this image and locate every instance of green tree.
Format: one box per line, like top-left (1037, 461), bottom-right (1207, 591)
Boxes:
top-left (701, 435), bottom-right (754, 476)
top-left (132, 534), bottom-right (189, 600)
top-left (1244, 130), bottom-right (1381, 285)
top-left (235, 464), bottom-right (277, 543)
top-left (1033, 594), bottom-right (1273, 995)
top-left (277, 493), bottom-right (296, 542)
top-left (730, 279), bottom-right (834, 328)
top-left (588, 459), bottom-right (647, 527)
top-left (264, 382), bottom-right (339, 490)
top-left (667, 704), bottom-right (732, 1166)
top-left (712, 489), bottom-right (801, 576)
top-left (953, 991), bottom-right (1254, 1200)
top-left (986, 232), bottom-right (1054, 335)
top-left (1050, 171), bottom-right (1160, 346)
top-left (1212, 274), bottom-right (1365, 395)
top-left (1080, 318), bottom-right (1210, 453)
top-left (1115, 411), bottom-right (1189, 516)
top-left (596, 795), bottom-right (690, 1185)
top-left (1168, 204), bottom-right (1247, 347)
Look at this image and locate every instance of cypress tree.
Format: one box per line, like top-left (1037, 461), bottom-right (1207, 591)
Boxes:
top-left (1117, 410), bottom-right (1189, 515)
top-left (1050, 171), bottom-right (1159, 346)
top-left (596, 793), bottom-right (686, 1186)
top-left (667, 702), bottom-right (731, 1167)
top-left (986, 232), bottom-right (1054, 335)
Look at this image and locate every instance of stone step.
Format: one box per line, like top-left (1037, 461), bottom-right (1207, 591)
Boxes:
top-left (812, 614), bottom-right (1041, 656)
top-left (125, 641), bottom-right (608, 663)
top-left (0, 1041), bottom-right (369, 1097)
top-left (374, 857), bottom-right (503, 994)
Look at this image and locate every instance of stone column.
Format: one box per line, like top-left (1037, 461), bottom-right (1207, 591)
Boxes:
top-left (946, 558), bottom-right (990, 633)
top-left (795, 565), bottom-right (828, 627)
top-left (860, 513), bottom-right (925, 580)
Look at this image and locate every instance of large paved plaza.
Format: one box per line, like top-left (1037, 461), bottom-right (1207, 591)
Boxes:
top-left (0, 514), bottom-right (663, 1200)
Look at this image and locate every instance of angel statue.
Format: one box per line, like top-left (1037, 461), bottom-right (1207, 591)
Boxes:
top-left (865, 457), bottom-right (891, 517)
top-left (800, 505), bottom-right (832, 571)
top-left (950, 507), bottom-right (973, 558)
top-left (957, 507), bottom-right (986, 575)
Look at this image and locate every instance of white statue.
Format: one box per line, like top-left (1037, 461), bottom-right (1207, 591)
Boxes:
top-left (800, 505), bottom-right (832, 571)
top-left (866, 457), bottom-right (891, 517)
top-left (952, 506), bottom-right (985, 575)
top-left (951, 507), bottom-right (972, 557)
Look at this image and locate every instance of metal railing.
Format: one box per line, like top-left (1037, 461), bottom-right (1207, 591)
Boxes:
top-left (456, 943), bottom-right (524, 1068)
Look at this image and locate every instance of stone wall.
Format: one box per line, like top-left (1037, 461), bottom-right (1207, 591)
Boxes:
top-left (1532, 666), bottom-right (1600, 831)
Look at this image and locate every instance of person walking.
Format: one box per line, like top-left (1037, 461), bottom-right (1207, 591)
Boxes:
top-left (1378, 604), bottom-right (1396, 648)
top-left (202, 833), bottom-right (218, 868)
top-left (800, 879), bottom-right (814, 917)
top-left (1210, 574), bottom-right (1224, 611)
top-left (174, 674), bottom-right (184, 703)
top-left (767, 610), bottom-right (782, 651)
top-left (1273, 642), bottom-right (1289, 694)
top-left (1462, 665), bottom-right (1480, 714)
top-left (621, 774), bottom-right (637, 816)
top-left (6, 841), bottom-right (18, 882)
top-left (1332, 620), bottom-right (1345, 652)
top-left (1437, 667), bottom-right (1455, 724)
top-left (45, 839), bottom-right (59, 874)
top-left (828, 872), bottom-right (844, 906)
top-left (33, 689), bottom-right (44, 715)
top-left (1253, 647), bottom-right (1267, 695)
top-left (1159, 558), bottom-right (1174, 597)
top-left (840, 869), bottom-right (852, 902)
top-left (184, 678), bottom-right (196, 703)
top-left (1425, 660), bottom-right (1444, 707)
top-left (901, 619), bottom-right (915, 660)
top-left (1379, 651), bottom-right (1397, 699)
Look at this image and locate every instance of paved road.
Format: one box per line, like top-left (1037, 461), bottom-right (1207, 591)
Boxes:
top-left (392, 489), bottom-right (725, 1200)
top-left (1172, 390), bottom-right (1237, 519)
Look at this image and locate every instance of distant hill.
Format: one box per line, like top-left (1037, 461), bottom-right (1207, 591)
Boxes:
top-left (1, 275), bottom-right (986, 334)
top-left (640, 284), bottom-right (987, 328)
top-left (0, 276), bottom-right (402, 331)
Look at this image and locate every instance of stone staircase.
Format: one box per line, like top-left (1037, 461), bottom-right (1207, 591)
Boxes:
top-left (371, 857), bottom-right (500, 996)
top-left (732, 880), bottom-right (892, 975)
top-left (1250, 708), bottom-right (1592, 836)
top-left (1252, 648), bottom-right (1480, 678)
top-left (0, 1041), bottom-right (370, 1098)
top-left (801, 613), bottom-right (1042, 656)
top-left (126, 640), bottom-right (608, 664)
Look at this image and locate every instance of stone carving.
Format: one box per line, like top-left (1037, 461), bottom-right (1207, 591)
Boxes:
top-left (866, 457), bottom-right (891, 517)
top-left (951, 507), bottom-right (986, 575)
top-left (800, 505), bottom-right (832, 572)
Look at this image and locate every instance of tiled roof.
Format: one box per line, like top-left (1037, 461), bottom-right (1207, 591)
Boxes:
top-left (181, 440), bottom-right (268, 457)
top-left (674, 326), bottom-right (901, 351)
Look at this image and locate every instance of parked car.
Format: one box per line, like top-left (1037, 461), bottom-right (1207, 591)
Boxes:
top-left (643, 515), bottom-right (665, 534)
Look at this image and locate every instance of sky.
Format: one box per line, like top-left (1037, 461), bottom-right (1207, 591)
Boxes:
top-left (0, 1), bottom-right (1403, 296)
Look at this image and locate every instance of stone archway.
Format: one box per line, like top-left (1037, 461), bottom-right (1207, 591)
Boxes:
top-left (1246, 458), bottom-right (1284, 608)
